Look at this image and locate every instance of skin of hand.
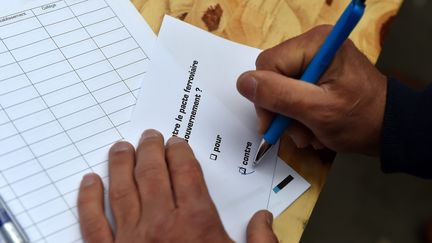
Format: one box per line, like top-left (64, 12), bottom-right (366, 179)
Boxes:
top-left (237, 25), bottom-right (388, 156)
top-left (77, 129), bottom-right (278, 243)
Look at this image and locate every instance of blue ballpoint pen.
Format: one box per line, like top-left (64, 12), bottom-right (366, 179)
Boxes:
top-left (253, 0), bottom-right (366, 166)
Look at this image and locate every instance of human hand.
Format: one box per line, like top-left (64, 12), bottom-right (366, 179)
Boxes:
top-left (77, 129), bottom-right (278, 243)
top-left (237, 26), bottom-right (387, 155)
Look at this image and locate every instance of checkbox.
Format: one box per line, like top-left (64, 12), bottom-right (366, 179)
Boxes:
top-left (210, 154), bottom-right (218, 160)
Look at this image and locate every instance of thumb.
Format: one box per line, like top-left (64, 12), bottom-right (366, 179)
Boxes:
top-left (247, 210), bottom-right (278, 243)
top-left (237, 70), bottom-right (325, 124)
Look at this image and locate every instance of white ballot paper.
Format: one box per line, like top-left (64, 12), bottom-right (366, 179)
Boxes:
top-left (128, 16), bottom-right (310, 242)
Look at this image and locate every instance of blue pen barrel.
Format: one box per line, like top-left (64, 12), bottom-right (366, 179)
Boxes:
top-left (264, 116), bottom-right (293, 145)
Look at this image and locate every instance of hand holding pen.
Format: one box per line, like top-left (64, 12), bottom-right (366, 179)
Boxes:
top-left (237, 1), bottom-right (388, 163)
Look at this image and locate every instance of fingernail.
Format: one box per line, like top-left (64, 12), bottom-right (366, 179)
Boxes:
top-left (266, 212), bottom-right (274, 225)
top-left (111, 141), bottom-right (131, 153)
top-left (81, 173), bottom-right (96, 187)
top-left (238, 73), bottom-right (257, 101)
top-left (140, 129), bottom-right (161, 143)
top-left (167, 136), bottom-right (185, 146)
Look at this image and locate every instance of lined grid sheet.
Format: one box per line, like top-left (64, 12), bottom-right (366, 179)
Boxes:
top-left (0, 0), bottom-right (155, 242)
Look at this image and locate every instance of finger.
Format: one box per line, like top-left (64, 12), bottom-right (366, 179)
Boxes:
top-left (135, 130), bottom-right (174, 220)
top-left (108, 142), bottom-right (140, 228)
top-left (256, 25), bottom-right (333, 77)
top-left (165, 137), bottom-right (211, 207)
top-left (255, 105), bottom-right (274, 135)
top-left (286, 122), bottom-right (315, 149)
top-left (237, 70), bottom-right (326, 125)
top-left (78, 173), bottom-right (113, 243)
top-left (247, 210), bottom-right (278, 243)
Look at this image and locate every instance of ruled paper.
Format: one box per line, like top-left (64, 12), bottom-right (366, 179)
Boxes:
top-left (0, 0), bottom-right (155, 242)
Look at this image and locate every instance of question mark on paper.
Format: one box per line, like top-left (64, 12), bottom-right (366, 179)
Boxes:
top-left (196, 87), bottom-right (203, 92)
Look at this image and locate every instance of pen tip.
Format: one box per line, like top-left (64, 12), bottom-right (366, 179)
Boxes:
top-left (253, 140), bottom-right (273, 167)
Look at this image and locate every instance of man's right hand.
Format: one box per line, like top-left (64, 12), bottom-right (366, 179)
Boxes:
top-left (237, 25), bottom-right (387, 156)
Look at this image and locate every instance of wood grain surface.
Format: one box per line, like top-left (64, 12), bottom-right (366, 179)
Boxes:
top-left (130, 0), bottom-right (403, 242)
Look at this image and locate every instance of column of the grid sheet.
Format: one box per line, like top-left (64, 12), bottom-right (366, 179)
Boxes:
top-left (36, 2), bottom-right (120, 208)
top-left (0, 12), bottom-right (68, 230)
top-left (69, 0), bottom-right (146, 136)
top-left (5, 6), bottom-right (83, 241)
top-left (0, 106), bottom-right (44, 241)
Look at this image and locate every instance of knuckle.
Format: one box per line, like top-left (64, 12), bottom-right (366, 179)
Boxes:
top-left (311, 25), bottom-right (333, 35)
top-left (256, 50), bottom-right (273, 70)
top-left (172, 160), bottom-right (201, 179)
top-left (134, 162), bottom-right (162, 181)
top-left (302, 25), bottom-right (333, 48)
top-left (109, 186), bottom-right (135, 203)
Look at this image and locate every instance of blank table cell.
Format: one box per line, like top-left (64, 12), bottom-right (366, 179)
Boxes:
top-left (21, 121), bottom-right (64, 144)
top-left (86, 17), bottom-right (122, 36)
top-left (84, 70), bottom-right (121, 91)
top-left (109, 48), bottom-right (146, 69)
top-left (43, 82), bottom-right (88, 107)
top-left (0, 52), bottom-right (14, 67)
top-left (60, 38), bottom-right (97, 58)
top-left (6, 97), bottom-right (47, 120)
top-left (29, 133), bottom-right (71, 157)
top-left (58, 105), bottom-right (104, 130)
top-left (34, 72), bottom-right (81, 95)
top-left (38, 145), bottom-right (80, 169)
top-left (53, 28), bottom-right (89, 47)
top-left (76, 60), bottom-right (112, 80)
top-left (47, 157), bottom-right (87, 181)
top-left (0, 17), bottom-right (40, 39)
top-left (4, 28), bottom-right (48, 50)
top-left (70, 0), bottom-right (108, 16)
top-left (0, 74), bottom-right (29, 97)
top-left (1, 86), bottom-right (39, 112)
top-left (46, 17), bottom-right (82, 37)
top-left (78, 7), bottom-right (114, 27)
top-left (20, 49), bottom-right (65, 73)
top-left (0, 63), bottom-right (24, 82)
top-left (27, 60), bottom-right (73, 83)
top-left (0, 147), bottom-right (34, 171)
top-left (28, 197), bottom-right (69, 223)
top-left (68, 49), bottom-right (105, 69)
top-left (101, 37), bottom-right (137, 58)
top-left (12, 172), bottom-right (52, 197)
top-left (0, 123), bottom-right (17, 140)
top-left (20, 184), bottom-right (60, 209)
top-left (3, 159), bottom-right (43, 183)
top-left (92, 82), bottom-right (129, 103)
top-left (50, 93), bottom-right (96, 118)
top-left (37, 210), bottom-right (76, 237)
top-left (13, 109), bottom-right (55, 132)
top-left (93, 27), bottom-right (129, 47)
top-left (11, 38), bottom-right (57, 61)
top-left (67, 116), bottom-right (113, 142)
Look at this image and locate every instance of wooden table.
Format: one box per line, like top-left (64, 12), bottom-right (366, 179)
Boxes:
top-left (131, 0), bottom-right (403, 242)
